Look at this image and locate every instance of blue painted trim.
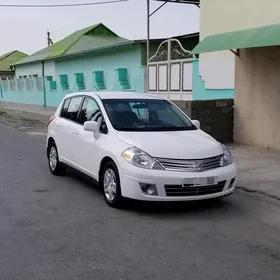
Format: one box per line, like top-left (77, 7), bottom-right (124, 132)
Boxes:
top-left (192, 59), bottom-right (234, 100)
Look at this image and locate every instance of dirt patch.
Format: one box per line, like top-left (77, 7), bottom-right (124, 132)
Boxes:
top-left (0, 111), bottom-right (8, 116)
top-left (0, 110), bottom-right (47, 130)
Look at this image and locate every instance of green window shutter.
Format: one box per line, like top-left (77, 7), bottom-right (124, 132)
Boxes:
top-left (59, 74), bottom-right (69, 90)
top-left (115, 68), bottom-right (130, 90)
top-left (75, 73), bottom-right (85, 90)
top-left (93, 71), bottom-right (105, 90)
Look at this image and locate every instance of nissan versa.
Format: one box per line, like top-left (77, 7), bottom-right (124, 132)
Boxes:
top-left (46, 91), bottom-right (237, 208)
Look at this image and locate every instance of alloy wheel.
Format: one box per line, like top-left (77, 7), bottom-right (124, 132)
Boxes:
top-left (49, 146), bottom-right (58, 172)
top-left (103, 168), bottom-right (117, 202)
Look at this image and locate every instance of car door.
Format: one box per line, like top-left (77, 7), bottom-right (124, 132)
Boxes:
top-left (53, 97), bottom-right (71, 159)
top-left (75, 97), bottom-right (106, 178)
top-left (59, 96), bottom-right (83, 165)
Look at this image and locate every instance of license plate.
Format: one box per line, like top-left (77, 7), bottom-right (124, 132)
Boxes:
top-left (182, 177), bottom-right (217, 186)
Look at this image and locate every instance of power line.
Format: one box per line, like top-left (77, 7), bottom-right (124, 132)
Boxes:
top-left (0, 0), bottom-right (128, 8)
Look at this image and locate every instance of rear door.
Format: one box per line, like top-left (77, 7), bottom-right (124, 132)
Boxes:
top-left (53, 97), bottom-right (71, 159)
top-left (57, 96), bottom-right (83, 164)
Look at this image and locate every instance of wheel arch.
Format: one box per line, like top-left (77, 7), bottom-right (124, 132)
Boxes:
top-left (98, 156), bottom-right (116, 182)
top-left (47, 137), bottom-right (56, 158)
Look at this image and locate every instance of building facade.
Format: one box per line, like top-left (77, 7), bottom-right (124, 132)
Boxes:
top-left (195, 0), bottom-right (280, 149)
top-left (0, 23), bottom-right (201, 108)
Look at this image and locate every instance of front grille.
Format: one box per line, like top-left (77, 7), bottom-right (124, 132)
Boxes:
top-left (155, 154), bottom-right (223, 172)
top-left (165, 181), bottom-right (226, 197)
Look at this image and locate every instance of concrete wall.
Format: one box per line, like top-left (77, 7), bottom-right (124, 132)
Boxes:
top-left (0, 66), bottom-right (145, 108)
top-left (173, 99), bottom-right (234, 143)
top-left (15, 61), bottom-right (56, 78)
top-left (199, 0), bottom-right (280, 93)
top-left (234, 47), bottom-right (280, 149)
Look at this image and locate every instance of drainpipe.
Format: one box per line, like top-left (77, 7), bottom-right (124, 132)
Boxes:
top-left (42, 61), bottom-right (46, 107)
top-left (0, 83), bottom-right (3, 99)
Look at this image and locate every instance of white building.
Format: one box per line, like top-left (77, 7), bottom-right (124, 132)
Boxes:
top-left (194, 0), bottom-right (280, 149)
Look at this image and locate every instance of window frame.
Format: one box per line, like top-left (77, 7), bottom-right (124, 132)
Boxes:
top-left (59, 95), bottom-right (84, 125)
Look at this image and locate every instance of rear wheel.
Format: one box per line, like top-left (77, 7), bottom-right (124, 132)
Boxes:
top-left (48, 142), bottom-right (65, 175)
top-left (100, 161), bottom-right (124, 208)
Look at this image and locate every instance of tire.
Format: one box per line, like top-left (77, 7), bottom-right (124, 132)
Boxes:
top-left (100, 161), bottom-right (124, 208)
top-left (47, 142), bottom-right (65, 176)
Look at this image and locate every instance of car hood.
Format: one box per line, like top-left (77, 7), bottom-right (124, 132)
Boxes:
top-left (117, 130), bottom-right (223, 159)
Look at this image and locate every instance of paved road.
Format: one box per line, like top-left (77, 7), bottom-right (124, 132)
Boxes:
top-left (1, 123), bottom-right (280, 280)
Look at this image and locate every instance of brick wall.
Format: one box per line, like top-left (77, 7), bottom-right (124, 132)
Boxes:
top-left (173, 99), bottom-right (234, 143)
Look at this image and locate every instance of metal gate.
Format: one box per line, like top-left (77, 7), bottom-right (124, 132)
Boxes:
top-left (147, 38), bottom-right (195, 100)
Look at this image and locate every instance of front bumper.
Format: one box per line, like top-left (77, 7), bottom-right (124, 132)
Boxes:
top-left (119, 162), bottom-right (237, 201)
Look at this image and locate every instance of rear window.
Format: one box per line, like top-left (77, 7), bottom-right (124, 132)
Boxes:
top-left (60, 98), bottom-right (70, 118)
top-left (60, 96), bottom-right (83, 122)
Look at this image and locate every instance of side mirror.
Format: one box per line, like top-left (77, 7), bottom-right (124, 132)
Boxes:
top-left (84, 121), bottom-right (100, 139)
top-left (192, 119), bottom-right (200, 128)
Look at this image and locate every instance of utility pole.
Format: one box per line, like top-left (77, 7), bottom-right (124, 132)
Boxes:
top-left (146, 0), bottom-right (150, 93)
top-left (47, 30), bottom-right (53, 46)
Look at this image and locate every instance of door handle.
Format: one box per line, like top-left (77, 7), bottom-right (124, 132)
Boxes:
top-left (56, 122), bottom-right (61, 127)
top-left (73, 129), bottom-right (79, 135)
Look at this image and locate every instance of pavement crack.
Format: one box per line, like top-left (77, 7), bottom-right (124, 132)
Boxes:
top-left (34, 189), bottom-right (48, 193)
top-left (237, 185), bottom-right (280, 202)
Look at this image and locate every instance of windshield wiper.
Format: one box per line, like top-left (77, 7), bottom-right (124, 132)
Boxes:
top-left (150, 126), bottom-right (197, 131)
top-left (115, 126), bottom-right (197, 131)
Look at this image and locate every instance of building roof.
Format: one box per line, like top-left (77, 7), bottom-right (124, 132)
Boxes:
top-left (0, 50), bottom-right (28, 71)
top-left (13, 23), bottom-right (133, 66)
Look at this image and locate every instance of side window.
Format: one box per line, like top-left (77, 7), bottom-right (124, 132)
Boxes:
top-left (64, 97), bottom-right (83, 122)
top-left (79, 97), bottom-right (100, 125)
top-left (60, 98), bottom-right (71, 118)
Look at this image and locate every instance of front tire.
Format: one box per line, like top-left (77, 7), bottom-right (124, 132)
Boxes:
top-left (48, 142), bottom-right (65, 176)
top-left (100, 161), bottom-right (124, 208)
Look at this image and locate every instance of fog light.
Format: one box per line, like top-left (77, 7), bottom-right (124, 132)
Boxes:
top-left (139, 183), bottom-right (158, 196)
top-left (229, 177), bottom-right (236, 189)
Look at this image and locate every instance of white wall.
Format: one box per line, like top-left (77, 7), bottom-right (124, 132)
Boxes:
top-left (199, 0), bottom-right (280, 90)
top-left (234, 47), bottom-right (280, 149)
top-left (15, 61), bottom-right (56, 78)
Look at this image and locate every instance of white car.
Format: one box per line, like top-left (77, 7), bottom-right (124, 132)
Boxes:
top-left (47, 91), bottom-right (237, 208)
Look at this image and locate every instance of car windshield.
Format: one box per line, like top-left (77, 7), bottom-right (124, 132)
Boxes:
top-left (102, 99), bottom-right (197, 132)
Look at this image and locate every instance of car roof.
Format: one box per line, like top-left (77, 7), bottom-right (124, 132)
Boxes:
top-left (64, 91), bottom-right (163, 100)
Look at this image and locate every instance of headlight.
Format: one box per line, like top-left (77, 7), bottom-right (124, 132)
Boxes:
top-left (122, 147), bottom-right (163, 170)
top-left (221, 144), bottom-right (233, 167)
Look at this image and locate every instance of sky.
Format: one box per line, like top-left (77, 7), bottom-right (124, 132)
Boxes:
top-left (0, 0), bottom-right (199, 55)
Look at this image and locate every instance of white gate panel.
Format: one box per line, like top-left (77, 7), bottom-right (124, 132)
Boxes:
top-left (182, 62), bottom-right (193, 91)
top-left (158, 64), bottom-right (168, 91)
top-left (148, 65), bottom-right (157, 91)
top-left (170, 63), bottom-right (181, 91)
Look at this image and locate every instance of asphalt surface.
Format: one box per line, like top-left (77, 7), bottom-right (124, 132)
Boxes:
top-left (1, 123), bottom-right (280, 280)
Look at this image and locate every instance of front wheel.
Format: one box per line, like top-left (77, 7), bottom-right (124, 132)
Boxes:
top-left (100, 161), bottom-right (124, 208)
